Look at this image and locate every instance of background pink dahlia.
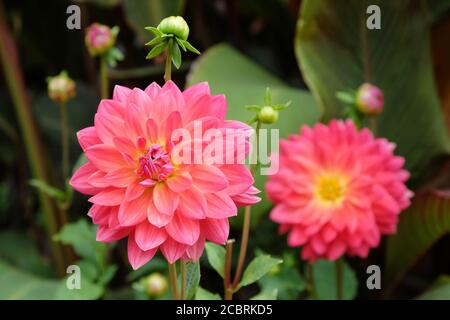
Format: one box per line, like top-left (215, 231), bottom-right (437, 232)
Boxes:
top-left (70, 81), bottom-right (260, 269)
top-left (266, 120), bottom-right (413, 262)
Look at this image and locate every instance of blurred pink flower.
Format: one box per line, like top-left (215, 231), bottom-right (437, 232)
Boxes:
top-left (70, 81), bottom-right (260, 269)
top-left (266, 120), bottom-right (412, 262)
top-left (356, 83), bottom-right (384, 115)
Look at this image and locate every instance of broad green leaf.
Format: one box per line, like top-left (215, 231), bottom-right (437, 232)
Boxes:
top-left (295, 0), bottom-right (450, 183)
top-left (0, 260), bottom-right (59, 299)
top-left (250, 289), bottom-right (278, 300)
top-left (417, 275), bottom-right (450, 300)
top-left (186, 44), bottom-right (322, 223)
top-left (238, 255), bottom-right (283, 289)
top-left (180, 262), bottom-right (200, 300)
top-left (258, 253), bottom-right (306, 300)
top-left (205, 242), bottom-right (225, 278)
top-left (54, 278), bottom-right (103, 300)
top-left (312, 259), bottom-right (358, 300)
top-left (97, 265), bottom-right (118, 286)
top-left (170, 40), bottom-right (182, 69)
top-left (385, 191), bottom-right (450, 285)
top-left (54, 219), bottom-right (108, 269)
top-left (0, 231), bottom-right (53, 277)
top-left (195, 287), bottom-right (221, 300)
top-left (123, 0), bottom-right (185, 44)
top-left (146, 42), bottom-right (167, 60)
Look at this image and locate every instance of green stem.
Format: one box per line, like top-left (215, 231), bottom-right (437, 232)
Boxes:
top-left (168, 262), bottom-right (179, 300)
top-left (164, 48), bottom-right (172, 82)
top-left (231, 121), bottom-right (261, 290)
top-left (224, 239), bottom-right (234, 300)
top-left (60, 102), bottom-right (69, 181)
top-left (0, 1), bottom-right (67, 276)
top-left (336, 259), bottom-right (343, 300)
top-left (306, 263), bottom-right (316, 299)
top-left (180, 260), bottom-right (186, 300)
top-left (100, 56), bottom-right (108, 99)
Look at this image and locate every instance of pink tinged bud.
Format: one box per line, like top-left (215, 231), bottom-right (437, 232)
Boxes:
top-left (47, 71), bottom-right (76, 104)
top-left (356, 83), bottom-right (384, 116)
top-left (145, 272), bottom-right (168, 297)
top-left (85, 23), bottom-right (116, 56)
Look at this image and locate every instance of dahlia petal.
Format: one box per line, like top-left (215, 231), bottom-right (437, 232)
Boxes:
top-left (113, 137), bottom-right (136, 157)
top-left (287, 227), bottom-right (308, 246)
top-left (183, 236), bottom-right (206, 261)
top-left (70, 162), bottom-right (101, 195)
top-left (88, 188), bottom-right (125, 206)
top-left (326, 239), bottom-right (347, 260)
top-left (125, 103), bottom-right (147, 138)
top-left (231, 186), bottom-right (261, 206)
top-left (96, 225), bottom-right (130, 242)
top-left (97, 99), bottom-right (126, 119)
top-left (118, 192), bottom-right (150, 226)
top-left (77, 127), bottom-right (101, 151)
top-left (165, 214), bottom-right (200, 246)
top-left (125, 181), bottom-right (146, 201)
top-left (166, 171), bottom-right (192, 192)
top-left (146, 118), bottom-right (158, 143)
top-left (159, 111), bottom-right (182, 144)
top-left (105, 167), bottom-right (136, 188)
top-left (220, 164), bottom-right (254, 195)
top-left (113, 85), bottom-right (132, 102)
top-left (190, 164), bottom-right (229, 192)
top-left (87, 170), bottom-right (109, 188)
top-left (128, 235), bottom-right (157, 270)
top-left (144, 82), bottom-right (161, 100)
top-left (153, 183), bottom-right (179, 215)
top-left (135, 221), bottom-right (167, 251)
top-left (85, 144), bottom-right (126, 172)
top-left (178, 187), bottom-right (207, 219)
top-left (94, 113), bottom-right (125, 145)
top-left (202, 218), bottom-right (229, 244)
top-left (160, 237), bottom-right (188, 264)
top-left (205, 191), bottom-right (237, 219)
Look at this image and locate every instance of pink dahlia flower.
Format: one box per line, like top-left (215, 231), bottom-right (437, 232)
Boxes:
top-left (70, 81), bottom-right (260, 269)
top-left (266, 120), bottom-right (412, 262)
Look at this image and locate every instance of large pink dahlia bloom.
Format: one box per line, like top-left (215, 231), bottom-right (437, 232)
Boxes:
top-left (266, 120), bottom-right (413, 262)
top-left (70, 81), bottom-right (260, 269)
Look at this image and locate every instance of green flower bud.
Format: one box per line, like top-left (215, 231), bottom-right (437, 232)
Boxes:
top-left (47, 71), bottom-right (76, 104)
top-left (145, 272), bottom-right (168, 298)
top-left (158, 16), bottom-right (189, 40)
top-left (258, 106), bottom-right (279, 124)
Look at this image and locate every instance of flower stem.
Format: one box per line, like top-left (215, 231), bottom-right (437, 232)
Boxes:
top-left (168, 262), bottom-right (179, 300)
top-left (306, 263), bottom-right (316, 299)
top-left (336, 259), bottom-right (343, 300)
top-left (0, 2), bottom-right (67, 276)
top-left (164, 48), bottom-right (172, 82)
top-left (224, 239), bottom-right (234, 300)
top-left (231, 121), bottom-right (261, 290)
top-left (180, 260), bottom-right (187, 300)
top-left (100, 56), bottom-right (108, 99)
top-left (60, 102), bottom-right (70, 181)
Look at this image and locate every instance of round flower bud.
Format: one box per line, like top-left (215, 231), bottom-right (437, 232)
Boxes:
top-left (85, 23), bottom-right (116, 57)
top-left (145, 272), bottom-right (168, 297)
top-left (258, 106), bottom-right (279, 124)
top-left (356, 83), bottom-right (384, 116)
top-left (157, 16), bottom-right (189, 40)
top-left (47, 72), bottom-right (76, 104)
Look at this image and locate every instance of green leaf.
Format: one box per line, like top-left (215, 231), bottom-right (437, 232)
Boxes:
top-left (29, 179), bottom-right (66, 202)
top-left (182, 262), bottom-right (200, 299)
top-left (97, 265), bottom-right (118, 286)
top-left (417, 275), bottom-right (450, 300)
top-left (295, 0), bottom-right (450, 183)
top-left (145, 26), bottom-right (163, 37)
top-left (238, 255), bottom-right (283, 289)
top-left (182, 40), bottom-right (200, 55)
top-left (312, 259), bottom-right (358, 300)
top-left (146, 42), bottom-right (168, 60)
top-left (54, 219), bottom-right (108, 269)
top-left (385, 191), bottom-right (450, 285)
top-left (195, 287), bottom-right (221, 300)
top-left (205, 242), bottom-right (225, 278)
top-left (244, 105), bottom-right (262, 112)
top-left (170, 41), bottom-right (182, 69)
top-left (145, 36), bottom-right (164, 47)
top-left (0, 260), bottom-right (59, 299)
top-left (123, 0), bottom-right (185, 44)
top-left (335, 91), bottom-right (356, 105)
top-left (250, 289), bottom-right (278, 300)
top-left (186, 44), bottom-right (322, 225)
top-left (176, 37), bottom-right (187, 51)
top-left (54, 278), bottom-right (103, 300)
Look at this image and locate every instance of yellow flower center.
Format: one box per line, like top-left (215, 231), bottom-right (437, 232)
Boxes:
top-left (315, 174), bottom-right (347, 206)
